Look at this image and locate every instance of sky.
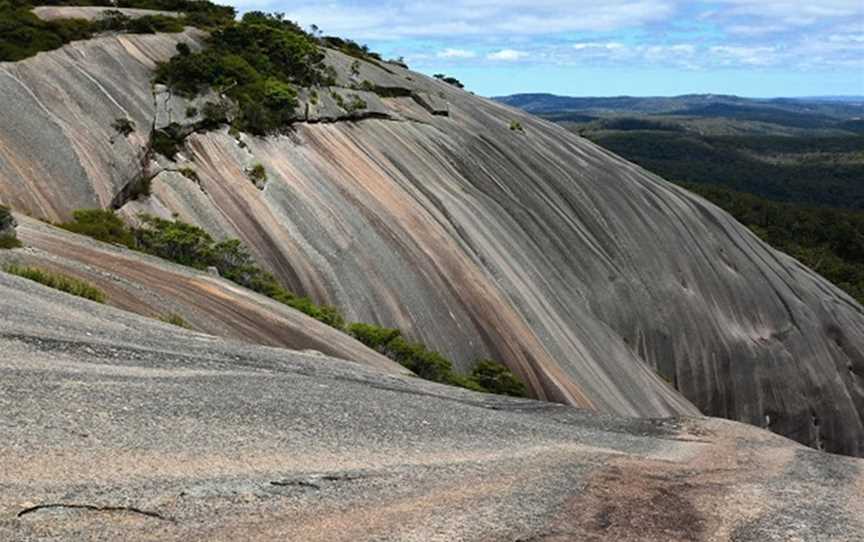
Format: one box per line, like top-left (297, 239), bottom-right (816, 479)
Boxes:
top-left (228, 0), bottom-right (864, 98)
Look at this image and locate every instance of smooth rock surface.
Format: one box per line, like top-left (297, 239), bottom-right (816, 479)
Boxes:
top-left (0, 32), bottom-right (863, 456)
top-left (0, 272), bottom-right (862, 541)
top-left (0, 29), bottom-right (205, 221)
top-left (0, 215), bottom-right (405, 375)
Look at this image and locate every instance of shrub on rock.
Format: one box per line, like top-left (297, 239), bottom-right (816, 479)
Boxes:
top-left (0, 205), bottom-right (21, 249)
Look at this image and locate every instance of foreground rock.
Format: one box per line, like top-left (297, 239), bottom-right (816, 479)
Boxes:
top-left (0, 272), bottom-right (862, 541)
top-left (0, 30), bottom-right (863, 456)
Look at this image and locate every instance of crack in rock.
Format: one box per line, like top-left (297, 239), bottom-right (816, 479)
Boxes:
top-left (270, 480), bottom-right (321, 490)
top-left (17, 503), bottom-right (174, 522)
top-left (269, 471), bottom-right (370, 491)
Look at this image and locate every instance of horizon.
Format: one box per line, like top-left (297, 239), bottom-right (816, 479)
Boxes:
top-left (491, 92), bottom-right (864, 100)
top-left (223, 0), bottom-right (864, 98)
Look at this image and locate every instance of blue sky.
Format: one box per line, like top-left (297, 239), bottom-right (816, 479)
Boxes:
top-left (229, 0), bottom-right (864, 98)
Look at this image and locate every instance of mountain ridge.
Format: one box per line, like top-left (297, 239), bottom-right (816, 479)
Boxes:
top-left (494, 92), bottom-right (864, 119)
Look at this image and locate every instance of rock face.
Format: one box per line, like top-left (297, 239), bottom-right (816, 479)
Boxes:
top-left (0, 215), bottom-right (405, 375)
top-left (0, 29), bottom-right (204, 221)
top-left (0, 272), bottom-right (863, 541)
top-left (0, 31), bottom-right (863, 456)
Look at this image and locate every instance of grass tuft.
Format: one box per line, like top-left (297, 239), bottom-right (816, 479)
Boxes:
top-left (4, 264), bottom-right (106, 303)
top-left (159, 313), bottom-right (189, 328)
top-left (0, 236), bottom-right (22, 249)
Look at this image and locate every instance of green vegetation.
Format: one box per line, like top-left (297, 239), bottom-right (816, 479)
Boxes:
top-left (433, 73), bottom-right (464, 89)
top-left (470, 359), bottom-right (528, 397)
top-left (585, 131), bottom-right (864, 210)
top-left (4, 3), bottom-right (395, 132)
top-left (526, 97), bottom-right (864, 211)
top-left (331, 91), bottom-right (345, 109)
top-left (155, 11), bottom-right (332, 135)
top-left (499, 94), bottom-right (864, 125)
top-left (59, 208), bottom-right (136, 246)
top-left (589, 117), bottom-right (682, 132)
top-left (4, 264), bottom-right (105, 302)
top-left (178, 167), bottom-right (199, 183)
top-left (159, 312), bottom-right (189, 327)
top-left (668, 103), bottom-right (841, 130)
top-left (682, 183), bottom-right (864, 304)
top-left (320, 35), bottom-right (383, 63)
top-left (0, 0), bottom-right (233, 62)
top-left (347, 322), bottom-right (465, 385)
top-left (0, 205), bottom-right (14, 227)
top-left (509, 120), bottom-right (524, 132)
top-left (247, 164), bottom-right (267, 187)
top-left (0, 236), bottom-right (22, 249)
top-left (347, 323), bottom-right (528, 397)
top-left (0, 0), bottom-right (92, 61)
top-left (58, 210), bottom-right (345, 328)
top-left (201, 101), bottom-right (231, 129)
top-left (150, 123), bottom-right (187, 159)
top-left (112, 117), bottom-right (135, 137)
top-left (96, 9), bottom-right (184, 34)
top-left (0, 205), bottom-right (22, 249)
top-left (127, 175), bottom-right (152, 200)
top-left (0, 227), bottom-right (21, 248)
top-left (343, 94), bottom-right (367, 113)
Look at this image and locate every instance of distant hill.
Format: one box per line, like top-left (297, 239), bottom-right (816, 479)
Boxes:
top-left (794, 96), bottom-right (864, 104)
top-left (494, 93), bottom-right (864, 124)
top-left (494, 93), bottom-right (749, 114)
top-left (494, 92), bottom-right (864, 206)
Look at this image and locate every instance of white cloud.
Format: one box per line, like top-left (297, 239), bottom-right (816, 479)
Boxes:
top-left (437, 48), bottom-right (477, 58)
top-left (572, 42), bottom-right (626, 50)
top-left (704, 0), bottom-right (864, 27)
top-left (829, 34), bottom-right (864, 43)
top-left (709, 45), bottom-right (779, 65)
top-left (230, 0), bottom-right (864, 73)
top-left (487, 49), bottom-right (530, 61)
top-left (725, 24), bottom-right (790, 35)
top-left (260, 0), bottom-right (677, 39)
top-left (564, 42), bottom-right (698, 68)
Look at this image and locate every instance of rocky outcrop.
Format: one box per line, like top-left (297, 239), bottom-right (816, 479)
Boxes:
top-left (0, 215), bottom-right (405, 375)
top-left (0, 272), bottom-right (862, 540)
top-left (412, 91), bottom-right (449, 116)
top-left (1, 31), bottom-right (863, 456)
top-left (0, 29), bottom-right (205, 221)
